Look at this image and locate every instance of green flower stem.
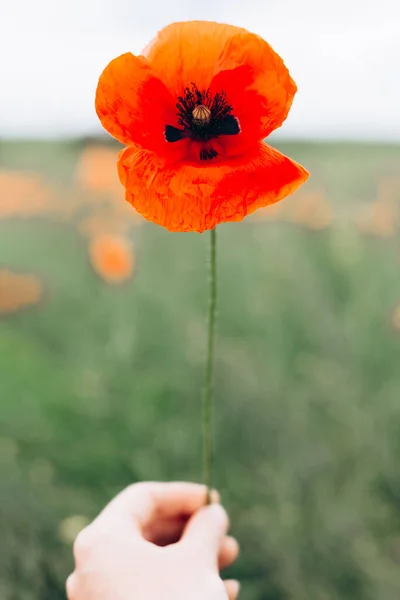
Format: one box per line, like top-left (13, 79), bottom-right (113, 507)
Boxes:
top-left (203, 226), bottom-right (217, 504)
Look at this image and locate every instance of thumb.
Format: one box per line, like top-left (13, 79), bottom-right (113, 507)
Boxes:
top-left (181, 504), bottom-right (229, 564)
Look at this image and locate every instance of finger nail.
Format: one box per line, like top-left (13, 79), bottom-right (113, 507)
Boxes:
top-left (210, 489), bottom-right (220, 503)
top-left (230, 580), bottom-right (240, 598)
top-left (233, 581), bottom-right (241, 596)
top-left (207, 503), bottom-right (226, 516)
top-left (204, 503), bottom-right (228, 528)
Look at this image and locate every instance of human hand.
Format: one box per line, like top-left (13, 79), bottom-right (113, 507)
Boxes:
top-left (66, 481), bottom-right (240, 600)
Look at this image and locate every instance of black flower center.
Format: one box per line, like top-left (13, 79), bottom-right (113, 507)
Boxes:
top-left (164, 83), bottom-right (241, 160)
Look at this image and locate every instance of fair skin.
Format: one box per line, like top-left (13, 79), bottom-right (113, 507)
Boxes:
top-left (67, 481), bottom-right (240, 600)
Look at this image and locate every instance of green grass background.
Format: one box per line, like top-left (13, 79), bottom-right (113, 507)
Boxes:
top-left (1, 139), bottom-right (400, 600)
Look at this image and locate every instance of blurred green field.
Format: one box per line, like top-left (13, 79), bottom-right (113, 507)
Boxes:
top-left (1, 139), bottom-right (400, 600)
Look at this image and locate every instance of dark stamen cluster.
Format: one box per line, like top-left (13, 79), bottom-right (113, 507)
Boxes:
top-left (176, 84), bottom-right (234, 140)
top-left (164, 83), bottom-right (241, 161)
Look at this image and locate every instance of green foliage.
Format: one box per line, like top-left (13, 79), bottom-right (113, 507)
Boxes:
top-left (1, 141), bottom-right (400, 599)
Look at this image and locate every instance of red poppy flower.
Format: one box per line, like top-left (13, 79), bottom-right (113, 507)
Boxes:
top-left (95, 21), bottom-right (309, 233)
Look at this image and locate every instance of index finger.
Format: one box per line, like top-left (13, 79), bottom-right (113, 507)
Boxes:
top-left (94, 481), bottom-right (218, 534)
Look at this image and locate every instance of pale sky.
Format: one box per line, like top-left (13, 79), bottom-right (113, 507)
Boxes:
top-left (1, 0), bottom-right (399, 140)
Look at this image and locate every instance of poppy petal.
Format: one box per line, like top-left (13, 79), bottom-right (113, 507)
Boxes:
top-left (95, 52), bottom-right (180, 156)
top-left (210, 32), bottom-right (297, 150)
top-left (143, 21), bottom-right (296, 154)
top-left (143, 21), bottom-right (245, 97)
top-left (118, 143), bottom-right (309, 233)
